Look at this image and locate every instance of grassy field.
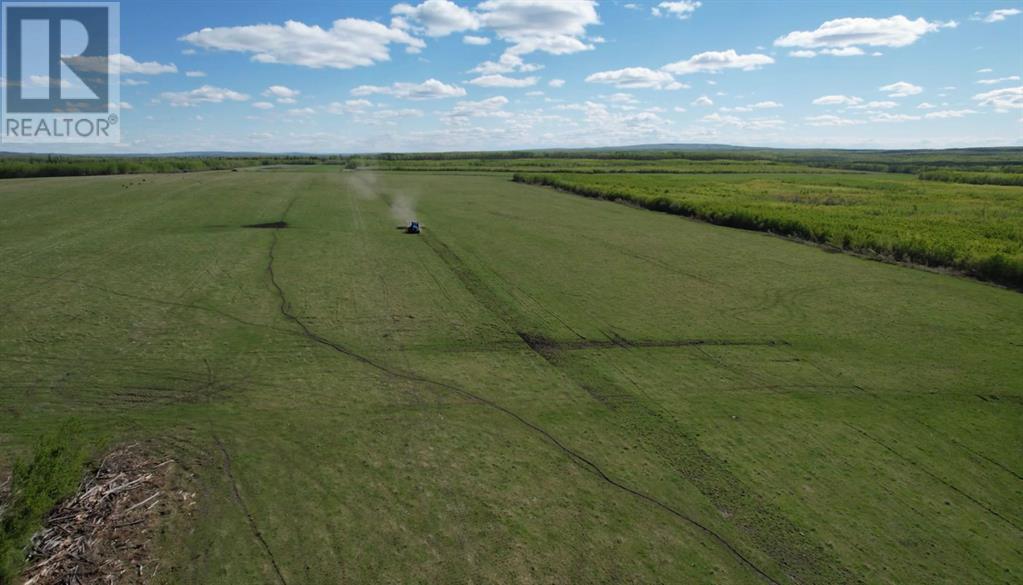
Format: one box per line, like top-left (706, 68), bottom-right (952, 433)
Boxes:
top-left (514, 171), bottom-right (1023, 288)
top-left (367, 157), bottom-right (833, 174)
top-left (364, 147), bottom-right (1023, 178)
top-left (1, 168), bottom-right (1021, 584)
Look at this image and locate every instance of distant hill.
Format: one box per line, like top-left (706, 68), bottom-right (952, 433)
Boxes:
top-left (552, 143), bottom-right (762, 152)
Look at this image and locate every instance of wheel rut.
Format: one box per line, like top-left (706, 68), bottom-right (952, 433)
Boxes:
top-left (846, 423), bottom-right (1022, 533)
top-left (215, 437), bottom-right (289, 585)
top-left (418, 229), bottom-right (853, 584)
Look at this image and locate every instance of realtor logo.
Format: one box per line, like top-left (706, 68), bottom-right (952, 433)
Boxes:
top-left (2, 2), bottom-right (120, 143)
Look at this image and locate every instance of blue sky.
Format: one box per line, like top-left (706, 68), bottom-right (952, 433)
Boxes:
top-left (12, 0), bottom-right (1023, 152)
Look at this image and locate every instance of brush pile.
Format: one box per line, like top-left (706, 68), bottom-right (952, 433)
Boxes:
top-left (21, 444), bottom-right (193, 585)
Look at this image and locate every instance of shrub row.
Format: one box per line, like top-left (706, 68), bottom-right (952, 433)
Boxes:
top-left (0, 156), bottom-right (340, 180)
top-left (917, 170), bottom-right (1023, 187)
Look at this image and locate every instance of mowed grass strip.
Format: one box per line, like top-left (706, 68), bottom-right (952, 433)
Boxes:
top-left (513, 171), bottom-right (1023, 288)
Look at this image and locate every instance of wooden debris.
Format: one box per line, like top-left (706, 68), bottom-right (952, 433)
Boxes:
top-left (19, 444), bottom-right (196, 585)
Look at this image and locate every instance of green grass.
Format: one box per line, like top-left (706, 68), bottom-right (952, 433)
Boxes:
top-left (514, 171), bottom-right (1023, 288)
top-left (0, 168), bottom-right (1021, 584)
top-left (0, 421), bottom-right (93, 583)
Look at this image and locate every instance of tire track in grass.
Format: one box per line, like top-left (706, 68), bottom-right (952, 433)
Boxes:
top-left (422, 231), bottom-right (855, 584)
top-left (1, 269), bottom-right (287, 334)
top-left (913, 418), bottom-right (1023, 483)
top-left (263, 199), bottom-right (785, 584)
top-left (517, 330), bottom-right (854, 585)
top-left (215, 436), bottom-right (289, 585)
top-left (845, 423), bottom-right (1022, 533)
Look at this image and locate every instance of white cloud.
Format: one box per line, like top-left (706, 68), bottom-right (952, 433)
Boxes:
top-left (867, 113), bottom-right (924, 123)
top-left (924, 109), bottom-right (977, 119)
top-left (160, 85), bottom-right (250, 107)
top-left (702, 112), bottom-right (784, 130)
top-left (469, 53), bottom-right (542, 74)
top-left (351, 78), bottom-right (466, 99)
top-left (605, 92), bottom-right (638, 104)
top-left (263, 85), bottom-right (301, 103)
top-left (585, 67), bottom-right (684, 90)
top-left (691, 95), bottom-right (714, 106)
top-left (345, 99), bottom-right (373, 111)
top-left (879, 81), bottom-right (923, 97)
top-left (788, 47), bottom-right (868, 58)
top-left (774, 15), bottom-right (955, 50)
top-left (977, 68), bottom-right (993, 73)
top-left (179, 18), bottom-right (424, 69)
top-left (720, 100), bottom-right (783, 112)
top-left (972, 8), bottom-right (1021, 23)
top-left (117, 101), bottom-right (133, 110)
top-left (468, 74), bottom-right (538, 87)
top-left (287, 107), bottom-right (316, 116)
top-left (478, 0), bottom-right (598, 44)
top-left (916, 102), bottom-right (936, 109)
top-left (819, 46), bottom-right (865, 57)
top-left (662, 49), bottom-right (774, 74)
top-left (977, 76), bottom-right (1021, 85)
top-left (812, 95), bottom-right (863, 106)
top-left (555, 100), bottom-right (602, 113)
top-left (185, 70), bottom-right (207, 77)
top-left (113, 53), bottom-right (178, 75)
top-left (449, 95), bottom-right (510, 118)
top-left (324, 99), bottom-right (376, 115)
top-left (122, 79), bottom-right (149, 86)
top-left (548, 78), bottom-right (565, 88)
top-left (370, 108), bottom-right (424, 120)
top-left (553, 100), bottom-right (675, 137)
top-left (651, 1), bottom-right (701, 20)
top-left (805, 114), bottom-right (863, 126)
top-left (252, 101), bottom-right (275, 109)
top-left (849, 100), bottom-right (898, 110)
top-left (336, 103), bottom-right (423, 123)
top-left (476, 0), bottom-right (600, 64)
top-left (27, 75), bottom-right (72, 89)
top-left (463, 35), bottom-right (491, 45)
top-left (701, 113), bottom-right (740, 125)
top-left (392, 0), bottom-right (480, 37)
top-left (673, 106), bottom-right (687, 113)
top-left (972, 86), bottom-right (1023, 111)
top-left (525, 90), bottom-right (544, 96)
top-left (869, 112), bottom-right (920, 122)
